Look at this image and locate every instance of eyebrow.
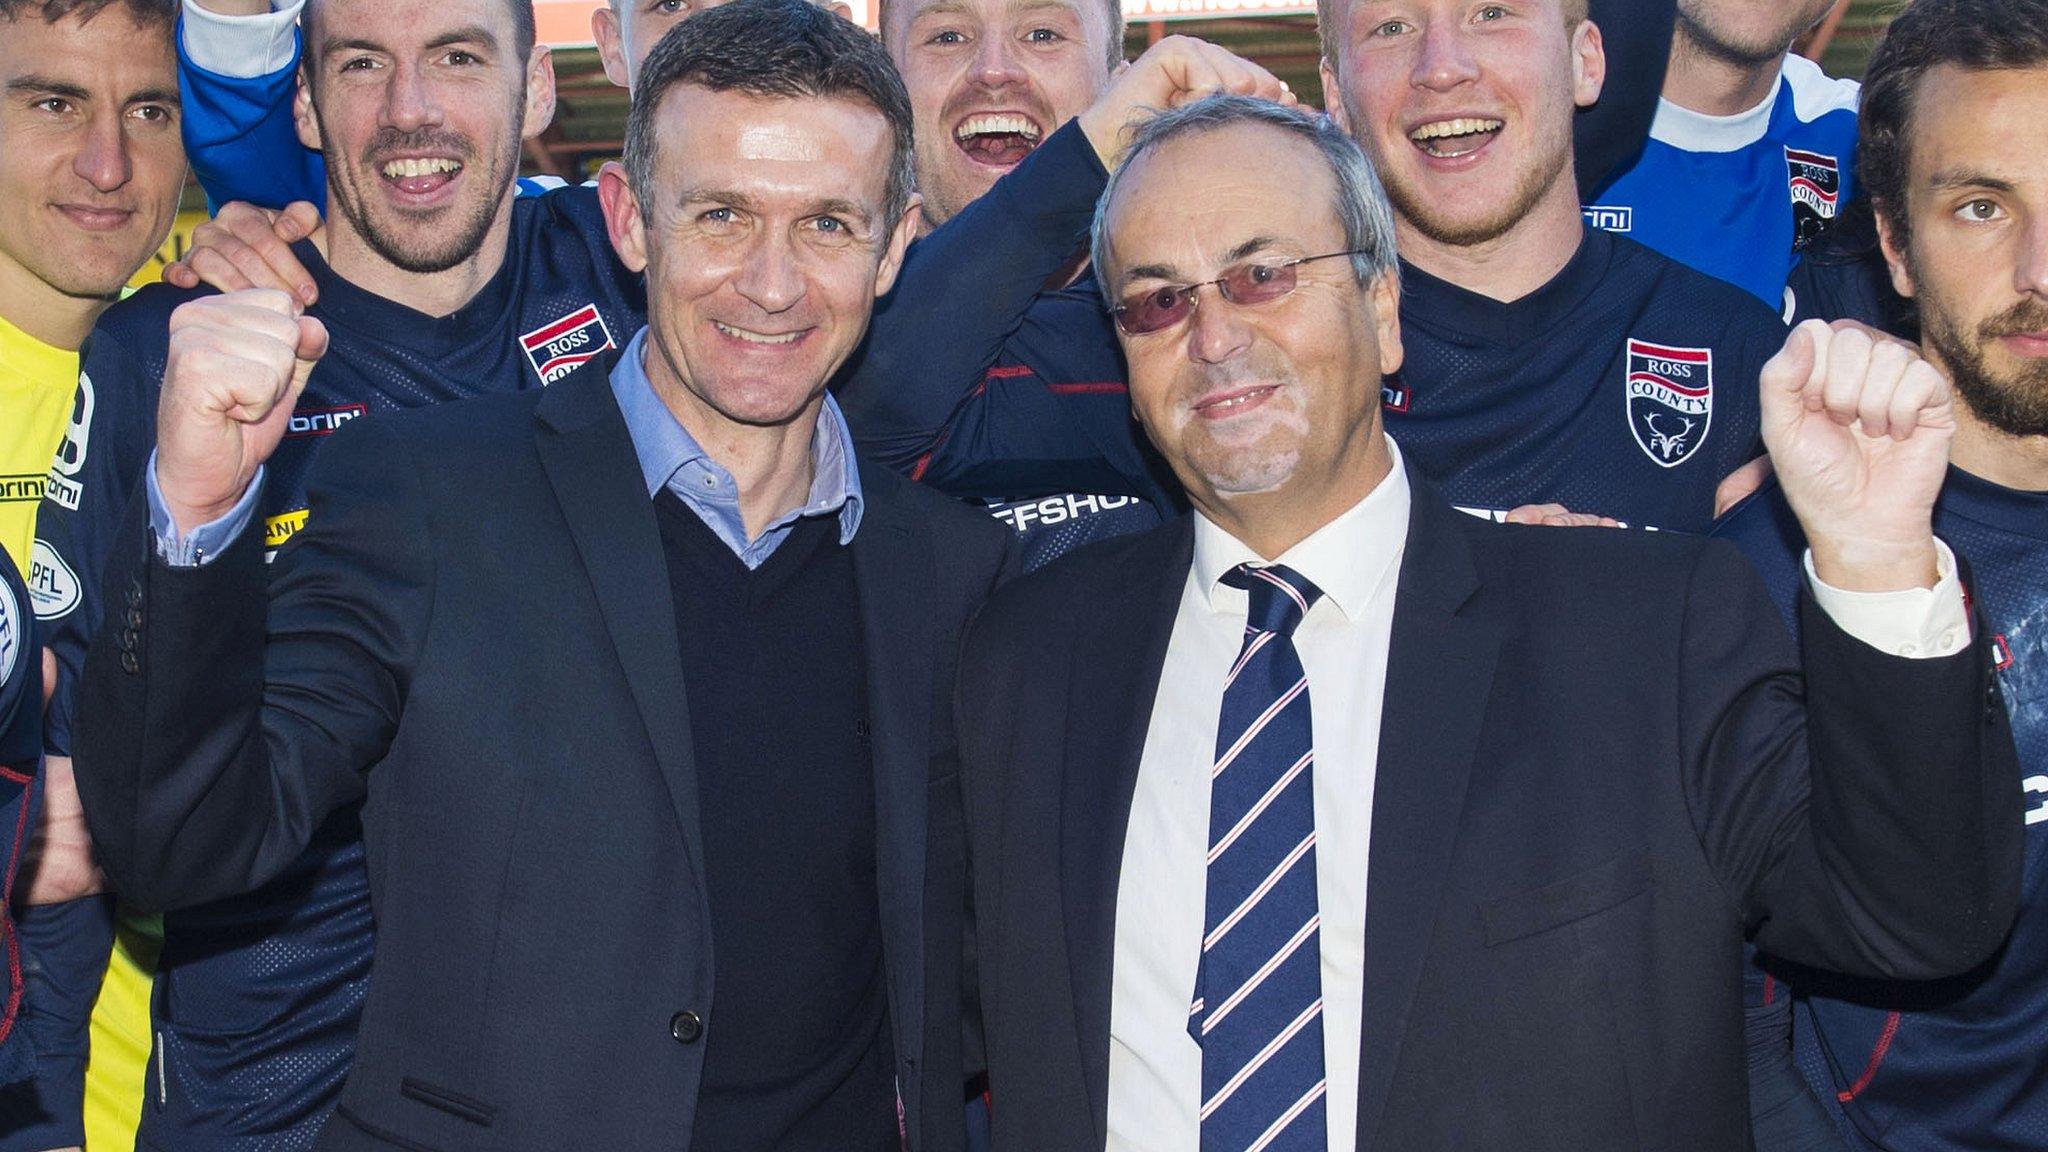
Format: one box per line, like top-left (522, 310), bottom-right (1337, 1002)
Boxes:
top-left (426, 25), bottom-right (500, 51)
top-left (7, 76), bottom-right (90, 101)
top-left (6, 76), bottom-right (181, 107)
top-left (1121, 235), bottom-right (1284, 285)
top-left (1927, 168), bottom-right (2016, 194)
top-left (326, 25), bottom-right (498, 57)
top-left (678, 188), bottom-right (876, 226)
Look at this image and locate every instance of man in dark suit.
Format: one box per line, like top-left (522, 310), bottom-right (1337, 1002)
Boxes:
top-left (958, 94), bottom-right (2023, 1152)
top-left (66, 2), bottom-right (1011, 1149)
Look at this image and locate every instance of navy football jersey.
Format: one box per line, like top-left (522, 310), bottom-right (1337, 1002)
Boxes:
top-left (34, 186), bottom-right (643, 1149)
top-left (0, 547), bottom-right (35, 1089)
top-left (1387, 227), bottom-right (1783, 532)
top-left (906, 269), bottom-right (1177, 571)
top-left (1715, 470), bottom-right (2048, 1152)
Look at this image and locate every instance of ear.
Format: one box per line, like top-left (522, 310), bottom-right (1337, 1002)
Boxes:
top-left (1320, 56), bottom-right (1351, 135)
top-left (1570, 17), bottom-right (1606, 109)
top-left (592, 6), bottom-right (632, 90)
top-left (1874, 201), bottom-right (1919, 300)
top-left (522, 44), bottom-right (559, 141)
top-left (871, 192), bottom-right (924, 298)
top-left (598, 161), bottom-right (651, 274)
top-left (294, 67), bottom-right (323, 153)
top-left (1368, 268), bottom-right (1404, 376)
top-left (829, 1), bottom-right (854, 19)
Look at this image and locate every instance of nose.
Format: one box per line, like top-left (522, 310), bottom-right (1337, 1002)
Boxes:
top-left (731, 228), bottom-right (807, 315)
top-left (1412, 18), bottom-right (1481, 92)
top-left (970, 32), bottom-right (1028, 90)
top-left (72, 106), bottom-right (133, 193)
top-left (382, 62), bottom-right (446, 133)
top-left (2018, 213), bottom-right (2048, 301)
top-left (1185, 284), bottom-right (1255, 366)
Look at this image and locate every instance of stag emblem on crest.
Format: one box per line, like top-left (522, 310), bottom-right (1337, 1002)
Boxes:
top-left (1625, 340), bottom-right (1713, 468)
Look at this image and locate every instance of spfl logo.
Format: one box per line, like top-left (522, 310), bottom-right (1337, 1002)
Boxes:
top-left (1625, 340), bottom-right (1713, 468)
top-left (1785, 148), bottom-right (1842, 249)
top-left (520, 305), bottom-right (615, 384)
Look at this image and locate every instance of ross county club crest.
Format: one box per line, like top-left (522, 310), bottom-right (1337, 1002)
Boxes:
top-left (1785, 148), bottom-right (1842, 249)
top-left (520, 304), bottom-right (614, 384)
top-left (1625, 340), bottom-right (1713, 468)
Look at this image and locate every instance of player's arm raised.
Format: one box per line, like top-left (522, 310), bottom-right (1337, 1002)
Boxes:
top-left (155, 288), bottom-right (326, 534)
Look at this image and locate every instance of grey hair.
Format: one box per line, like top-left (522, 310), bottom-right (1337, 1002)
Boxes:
top-left (1089, 94), bottom-right (1400, 305)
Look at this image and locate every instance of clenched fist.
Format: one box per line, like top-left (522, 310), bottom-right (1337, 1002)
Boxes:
top-left (156, 289), bottom-right (328, 536)
top-left (1078, 36), bottom-right (1295, 168)
top-left (1762, 319), bottom-right (1954, 593)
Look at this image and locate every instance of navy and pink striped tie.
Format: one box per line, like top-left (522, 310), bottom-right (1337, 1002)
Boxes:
top-left (1189, 563), bottom-right (1328, 1152)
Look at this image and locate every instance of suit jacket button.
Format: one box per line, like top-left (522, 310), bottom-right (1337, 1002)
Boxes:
top-left (126, 581), bottom-right (142, 609)
top-left (120, 651), bottom-right (139, 675)
top-left (670, 1011), bottom-right (703, 1044)
top-left (126, 608), bottom-right (143, 630)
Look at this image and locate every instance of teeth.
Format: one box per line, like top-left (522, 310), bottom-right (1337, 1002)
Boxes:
top-left (955, 113), bottom-right (1042, 142)
top-left (715, 321), bottom-right (802, 345)
top-left (1410, 118), bottom-right (1504, 142)
top-left (381, 157), bottom-right (463, 179)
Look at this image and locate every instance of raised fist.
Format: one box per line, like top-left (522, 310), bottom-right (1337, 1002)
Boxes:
top-left (1761, 319), bottom-right (1954, 592)
top-left (155, 288), bottom-right (328, 535)
top-left (1078, 36), bottom-right (1295, 168)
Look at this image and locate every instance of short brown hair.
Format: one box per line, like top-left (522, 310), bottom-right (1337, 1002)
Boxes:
top-left (625, 0), bottom-right (917, 225)
top-left (0, 0), bottom-right (174, 31)
top-left (1860, 0), bottom-right (2048, 242)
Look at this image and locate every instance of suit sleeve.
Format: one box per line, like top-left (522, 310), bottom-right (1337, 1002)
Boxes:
top-left (72, 415), bottom-right (435, 912)
top-left (1577, 0), bottom-right (1675, 198)
top-left (178, 12), bottom-right (326, 211)
top-left (1678, 539), bottom-right (2022, 981)
top-left (837, 120), bottom-right (1107, 468)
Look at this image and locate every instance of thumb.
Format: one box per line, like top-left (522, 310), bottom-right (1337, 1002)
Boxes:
top-left (41, 647), bottom-right (56, 712)
top-left (1761, 321), bottom-right (1820, 403)
top-left (289, 315), bottom-right (328, 396)
top-left (278, 201), bottom-right (321, 243)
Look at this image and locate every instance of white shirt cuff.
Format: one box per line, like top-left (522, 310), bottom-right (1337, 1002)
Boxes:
top-left (181, 0), bottom-right (305, 80)
top-left (1804, 539), bottom-right (1970, 659)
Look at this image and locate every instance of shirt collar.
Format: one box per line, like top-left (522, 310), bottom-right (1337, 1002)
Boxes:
top-left (607, 326), bottom-right (865, 546)
top-left (1192, 436), bottom-right (1412, 624)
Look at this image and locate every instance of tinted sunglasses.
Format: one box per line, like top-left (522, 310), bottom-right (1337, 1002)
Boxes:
top-left (1110, 249), bottom-right (1370, 336)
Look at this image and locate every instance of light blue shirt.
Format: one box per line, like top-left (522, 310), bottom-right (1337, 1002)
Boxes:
top-left (151, 326), bottom-right (863, 569)
top-left (609, 326), bottom-right (863, 569)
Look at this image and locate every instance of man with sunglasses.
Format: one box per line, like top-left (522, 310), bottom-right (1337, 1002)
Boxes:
top-left (958, 92), bottom-right (2021, 1152)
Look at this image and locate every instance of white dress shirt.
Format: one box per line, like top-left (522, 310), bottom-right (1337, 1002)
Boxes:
top-left (1104, 438), bottom-right (1969, 1152)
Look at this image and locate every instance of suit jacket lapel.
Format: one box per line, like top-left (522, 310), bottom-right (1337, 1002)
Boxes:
top-left (1061, 516), bottom-right (1194, 1144)
top-left (1354, 470), bottom-right (1502, 1152)
top-left (848, 465), bottom-right (937, 1071)
top-left (533, 359), bottom-right (708, 899)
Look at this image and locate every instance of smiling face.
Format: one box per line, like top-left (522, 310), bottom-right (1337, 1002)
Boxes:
top-left (1322, 0), bottom-right (1601, 248)
top-left (1880, 64), bottom-right (2048, 440)
top-left (0, 3), bottom-right (184, 317)
top-left (1099, 121), bottom-right (1401, 523)
top-left (604, 84), bottom-right (919, 432)
top-left (887, 0), bottom-right (1117, 227)
top-left (1675, 0), bottom-right (1838, 66)
top-left (298, 0), bottom-right (552, 274)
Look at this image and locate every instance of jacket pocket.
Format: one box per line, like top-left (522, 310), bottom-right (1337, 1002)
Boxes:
top-left (399, 1076), bottom-right (496, 1127)
top-left (1481, 848), bottom-right (1652, 947)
